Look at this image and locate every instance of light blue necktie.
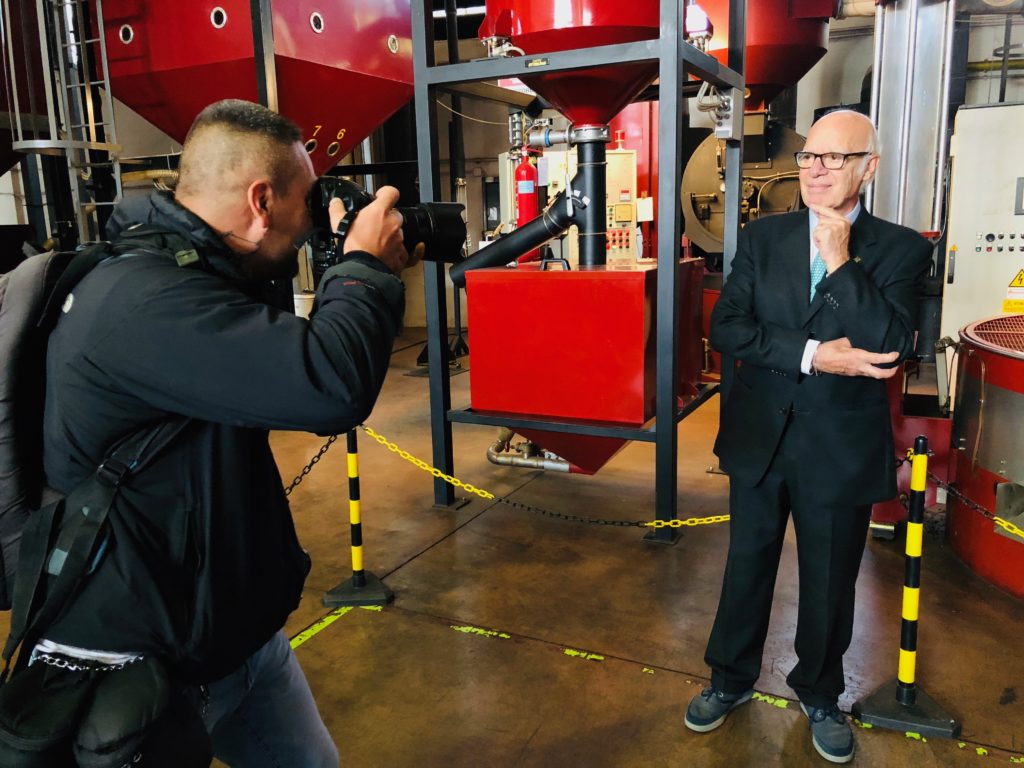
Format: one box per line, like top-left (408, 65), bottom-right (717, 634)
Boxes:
top-left (809, 252), bottom-right (827, 303)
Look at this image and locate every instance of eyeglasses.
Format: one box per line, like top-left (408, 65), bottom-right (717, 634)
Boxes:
top-left (794, 151), bottom-right (871, 170)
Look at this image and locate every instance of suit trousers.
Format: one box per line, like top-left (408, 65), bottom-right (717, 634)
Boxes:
top-left (704, 415), bottom-right (872, 710)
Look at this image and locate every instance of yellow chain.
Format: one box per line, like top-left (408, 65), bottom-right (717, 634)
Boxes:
top-left (359, 425), bottom-right (729, 529)
top-left (994, 516), bottom-right (1024, 541)
top-left (644, 515), bottom-right (731, 528)
top-left (361, 425), bottom-right (495, 500)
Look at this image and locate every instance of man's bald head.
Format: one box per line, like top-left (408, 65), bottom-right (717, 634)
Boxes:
top-left (176, 99), bottom-right (304, 199)
top-left (808, 109), bottom-right (879, 156)
top-left (800, 109), bottom-right (880, 214)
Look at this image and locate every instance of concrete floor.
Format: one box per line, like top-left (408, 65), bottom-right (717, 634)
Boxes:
top-left (272, 331), bottom-right (1024, 767)
top-left (6, 329), bottom-right (1023, 767)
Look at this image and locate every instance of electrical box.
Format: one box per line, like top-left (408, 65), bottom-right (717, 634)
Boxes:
top-left (941, 104), bottom-right (1024, 341)
top-left (542, 147), bottom-right (639, 265)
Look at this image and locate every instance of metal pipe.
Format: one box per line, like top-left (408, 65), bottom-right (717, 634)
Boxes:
top-left (998, 17), bottom-right (1013, 102)
top-left (932, 0), bottom-right (958, 233)
top-left (487, 431), bottom-right (570, 472)
top-left (968, 59), bottom-right (1024, 72)
top-left (866, 2), bottom-right (885, 213)
top-left (895, 0), bottom-right (921, 225)
top-left (449, 186), bottom-right (586, 287)
top-left (576, 137), bottom-right (607, 267)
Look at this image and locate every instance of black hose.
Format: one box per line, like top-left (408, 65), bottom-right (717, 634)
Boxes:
top-left (449, 188), bottom-right (586, 288)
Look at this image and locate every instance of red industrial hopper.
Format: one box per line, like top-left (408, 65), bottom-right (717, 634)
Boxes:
top-left (702, 0), bottom-right (834, 109)
top-left (479, 0), bottom-right (661, 126)
top-left (100, 1), bottom-right (414, 174)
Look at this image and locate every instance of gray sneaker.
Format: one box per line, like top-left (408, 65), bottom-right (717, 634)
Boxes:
top-left (684, 686), bottom-right (754, 732)
top-left (800, 703), bottom-right (854, 763)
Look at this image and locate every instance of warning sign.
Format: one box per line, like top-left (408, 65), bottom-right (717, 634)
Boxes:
top-left (1005, 268), bottom-right (1024, 313)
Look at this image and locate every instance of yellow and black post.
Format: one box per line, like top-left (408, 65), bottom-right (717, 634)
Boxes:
top-left (323, 430), bottom-right (394, 607)
top-left (852, 435), bottom-right (960, 738)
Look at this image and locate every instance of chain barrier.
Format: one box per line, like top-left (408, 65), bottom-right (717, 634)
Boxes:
top-left (284, 434), bottom-right (339, 497)
top-left (359, 425), bottom-right (730, 530)
top-left (926, 470), bottom-right (1024, 542)
top-left (281, 435), bottom-right (1021, 541)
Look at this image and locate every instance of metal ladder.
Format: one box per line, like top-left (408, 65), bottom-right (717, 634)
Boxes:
top-left (9, 0), bottom-right (122, 243)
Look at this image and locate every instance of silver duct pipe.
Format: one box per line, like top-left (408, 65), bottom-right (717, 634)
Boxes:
top-left (866, 2), bottom-right (885, 213)
top-left (932, 0), bottom-right (958, 233)
top-left (895, 0), bottom-right (922, 225)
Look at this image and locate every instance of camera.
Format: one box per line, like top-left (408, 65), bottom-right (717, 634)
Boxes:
top-left (310, 177), bottom-right (466, 267)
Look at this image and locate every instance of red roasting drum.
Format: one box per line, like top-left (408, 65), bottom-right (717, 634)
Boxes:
top-left (948, 315), bottom-right (1024, 599)
top-left (100, 1), bottom-right (414, 174)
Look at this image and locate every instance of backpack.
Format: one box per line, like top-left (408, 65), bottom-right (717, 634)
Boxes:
top-left (0, 226), bottom-right (211, 767)
top-left (0, 225), bottom-right (187, 616)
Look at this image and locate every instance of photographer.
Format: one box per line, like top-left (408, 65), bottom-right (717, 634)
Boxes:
top-left (38, 99), bottom-right (415, 766)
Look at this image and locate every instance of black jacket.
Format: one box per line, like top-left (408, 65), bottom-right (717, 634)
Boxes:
top-left (41, 191), bottom-right (404, 680)
top-left (711, 209), bottom-right (932, 506)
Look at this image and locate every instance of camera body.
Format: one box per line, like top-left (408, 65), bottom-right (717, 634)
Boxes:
top-left (310, 178), bottom-right (466, 269)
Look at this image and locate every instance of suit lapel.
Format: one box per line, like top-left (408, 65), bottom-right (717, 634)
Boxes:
top-left (777, 212), bottom-right (811, 328)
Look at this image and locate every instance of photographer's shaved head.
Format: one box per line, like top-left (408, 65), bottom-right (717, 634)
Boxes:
top-left (177, 99), bottom-right (303, 198)
top-left (175, 99), bottom-right (317, 280)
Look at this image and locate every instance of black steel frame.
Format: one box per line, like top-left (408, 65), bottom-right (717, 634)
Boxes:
top-left (411, 0), bottom-right (746, 537)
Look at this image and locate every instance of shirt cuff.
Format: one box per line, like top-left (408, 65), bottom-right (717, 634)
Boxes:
top-left (801, 339), bottom-right (821, 375)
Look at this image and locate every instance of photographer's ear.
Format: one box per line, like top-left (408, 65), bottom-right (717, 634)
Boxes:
top-left (246, 179), bottom-right (274, 227)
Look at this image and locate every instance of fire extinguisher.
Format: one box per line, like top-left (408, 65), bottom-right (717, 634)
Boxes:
top-left (514, 150), bottom-right (540, 263)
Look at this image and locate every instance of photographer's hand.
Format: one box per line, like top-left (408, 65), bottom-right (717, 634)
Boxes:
top-left (331, 185), bottom-right (409, 274)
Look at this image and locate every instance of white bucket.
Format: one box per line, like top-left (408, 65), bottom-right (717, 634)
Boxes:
top-left (293, 292), bottom-right (315, 319)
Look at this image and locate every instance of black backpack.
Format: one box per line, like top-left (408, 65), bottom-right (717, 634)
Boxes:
top-left (0, 226), bottom-right (211, 767)
top-left (0, 226), bottom-right (187, 637)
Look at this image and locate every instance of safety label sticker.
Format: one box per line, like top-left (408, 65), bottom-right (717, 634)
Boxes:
top-left (1005, 268), bottom-right (1024, 313)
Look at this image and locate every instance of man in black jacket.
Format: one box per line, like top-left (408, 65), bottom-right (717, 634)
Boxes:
top-left (40, 100), bottom-right (411, 766)
top-left (683, 110), bottom-right (932, 764)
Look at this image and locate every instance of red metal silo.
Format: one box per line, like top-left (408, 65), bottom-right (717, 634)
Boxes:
top-left (100, 1), bottom-right (414, 174)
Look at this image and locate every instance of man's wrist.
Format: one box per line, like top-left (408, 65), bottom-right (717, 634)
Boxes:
top-left (801, 339), bottom-right (821, 375)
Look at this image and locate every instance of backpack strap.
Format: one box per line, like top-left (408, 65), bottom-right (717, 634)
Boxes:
top-left (37, 243), bottom-right (114, 334)
top-left (1, 418), bottom-right (191, 682)
top-left (37, 225), bottom-right (189, 334)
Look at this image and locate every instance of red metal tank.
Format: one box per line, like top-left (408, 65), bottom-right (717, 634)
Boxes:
top-left (701, 0), bottom-right (834, 109)
top-left (948, 315), bottom-right (1024, 599)
top-left (514, 152), bottom-right (540, 262)
top-left (466, 260), bottom-right (704, 474)
top-left (100, 1), bottom-right (413, 174)
top-left (479, 0), bottom-right (661, 126)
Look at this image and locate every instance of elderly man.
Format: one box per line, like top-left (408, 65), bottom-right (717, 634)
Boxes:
top-left (684, 110), bottom-right (932, 763)
top-left (38, 100), bottom-right (413, 766)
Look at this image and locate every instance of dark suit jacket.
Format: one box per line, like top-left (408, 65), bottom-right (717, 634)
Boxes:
top-left (710, 209), bottom-right (933, 506)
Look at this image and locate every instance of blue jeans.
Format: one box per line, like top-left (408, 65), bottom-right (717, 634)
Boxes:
top-left (199, 631), bottom-right (339, 768)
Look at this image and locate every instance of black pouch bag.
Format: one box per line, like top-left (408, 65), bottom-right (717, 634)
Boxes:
top-left (0, 655), bottom-right (211, 768)
top-left (0, 658), bottom-right (92, 766)
top-left (74, 656), bottom-right (210, 768)
top-left (0, 419), bottom-right (212, 766)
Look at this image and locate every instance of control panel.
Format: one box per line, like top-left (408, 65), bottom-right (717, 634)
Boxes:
top-left (941, 104), bottom-right (1024, 339)
top-left (542, 147), bottom-right (638, 266)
